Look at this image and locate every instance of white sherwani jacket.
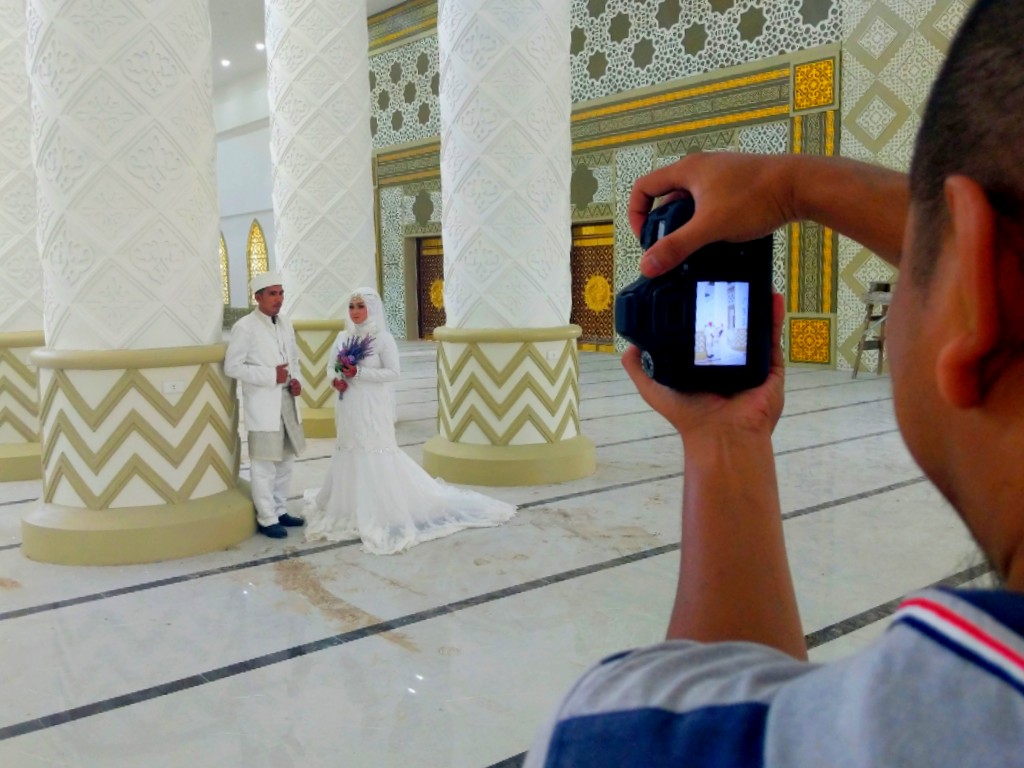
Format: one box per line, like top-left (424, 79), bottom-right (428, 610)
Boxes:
top-left (224, 310), bottom-right (302, 433)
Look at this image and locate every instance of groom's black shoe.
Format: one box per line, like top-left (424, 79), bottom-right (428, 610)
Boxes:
top-left (257, 522), bottom-right (288, 539)
top-left (278, 513), bottom-right (305, 527)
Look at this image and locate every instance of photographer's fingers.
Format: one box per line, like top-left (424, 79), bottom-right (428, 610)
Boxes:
top-left (627, 168), bottom-right (692, 236)
top-left (640, 215), bottom-right (719, 277)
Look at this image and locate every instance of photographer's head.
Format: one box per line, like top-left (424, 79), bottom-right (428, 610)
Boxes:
top-left (908, 0), bottom-right (1024, 287)
top-left (890, 0), bottom-right (1024, 585)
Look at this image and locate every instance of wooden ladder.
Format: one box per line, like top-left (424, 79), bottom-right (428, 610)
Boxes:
top-left (852, 281), bottom-right (893, 378)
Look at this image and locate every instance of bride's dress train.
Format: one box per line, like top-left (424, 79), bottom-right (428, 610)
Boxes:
top-left (303, 326), bottom-right (515, 555)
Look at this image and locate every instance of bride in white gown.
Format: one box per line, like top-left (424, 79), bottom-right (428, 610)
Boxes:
top-left (304, 287), bottom-right (516, 554)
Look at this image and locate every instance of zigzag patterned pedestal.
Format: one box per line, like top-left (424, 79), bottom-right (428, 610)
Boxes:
top-left (0, 331), bottom-right (44, 481)
top-left (293, 319), bottom-right (346, 439)
top-left (423, 326), bottom-right (595, 486)
top-left (22, 345), bottom-right (253, 565)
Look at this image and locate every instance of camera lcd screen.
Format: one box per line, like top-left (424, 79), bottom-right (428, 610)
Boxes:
top-left (694, 281), bottom-right (750, 367)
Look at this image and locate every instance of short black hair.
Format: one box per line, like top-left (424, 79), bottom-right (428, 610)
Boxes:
top-left (909, 0), bottom-right (1024, 284)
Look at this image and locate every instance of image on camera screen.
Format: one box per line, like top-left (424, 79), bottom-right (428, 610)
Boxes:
top-left (694, 281), bottom-right (749, 366)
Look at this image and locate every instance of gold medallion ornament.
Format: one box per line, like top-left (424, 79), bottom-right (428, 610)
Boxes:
top-left (583, 274), bottom-right (612, 313)
top-left (430, 278), bottom-right (445, 309)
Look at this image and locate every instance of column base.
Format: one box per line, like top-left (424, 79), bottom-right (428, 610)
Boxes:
top-left (300, 407), bottom-right (335, 439)
top-left (21, 487), bottom-right (256, 566)
top-left (0, 443), bottom-right (42, 481)
top-left (422, 435), bottom-right (595, 486)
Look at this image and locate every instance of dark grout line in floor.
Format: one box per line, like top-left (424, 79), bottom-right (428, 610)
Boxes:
top-left (0, 506), bottom-right (977, 745)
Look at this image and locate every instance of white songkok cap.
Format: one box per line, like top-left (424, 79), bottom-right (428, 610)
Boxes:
top-left (250, 271), bottom-right (284, 294)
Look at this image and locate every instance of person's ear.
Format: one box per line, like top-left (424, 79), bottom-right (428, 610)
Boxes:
top-left (935, 176), bottom-right (999, 408)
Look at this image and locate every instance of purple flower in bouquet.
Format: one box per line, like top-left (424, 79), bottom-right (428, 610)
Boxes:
top-left (334, 334), bottom-right (374, 399)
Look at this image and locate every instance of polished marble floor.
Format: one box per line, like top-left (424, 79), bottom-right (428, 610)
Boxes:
top-left (0, 341), bottom-right (983, 767)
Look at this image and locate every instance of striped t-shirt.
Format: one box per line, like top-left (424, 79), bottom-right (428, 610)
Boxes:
top-left (525, 588), bottom-right (1024, 767)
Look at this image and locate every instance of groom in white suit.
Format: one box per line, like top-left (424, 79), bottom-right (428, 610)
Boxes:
top-left (224, 271), bottom-right (307, 538)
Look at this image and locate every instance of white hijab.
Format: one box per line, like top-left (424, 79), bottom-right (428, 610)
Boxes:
top-left (348, 287), bottom-right (389, 337)
top-left (347, 286), bottom-right (397, 422)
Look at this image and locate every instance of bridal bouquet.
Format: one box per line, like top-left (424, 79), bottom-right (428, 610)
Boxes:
top-left (334, 334), bottom-right (374, 399)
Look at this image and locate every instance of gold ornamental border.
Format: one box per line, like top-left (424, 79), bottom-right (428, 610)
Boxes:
top-left (0, 330), bottom-right (45, 348)
top-left (574, 105), bottom-right (790, 153)
top-left (434, 326), bottom-right (582, 344)
top-left (292, 319), bottom-right (346, 332)
top-left (32, 344), bottom-right (226, 370)
top-left (573, 68), bottom-right (790, 122)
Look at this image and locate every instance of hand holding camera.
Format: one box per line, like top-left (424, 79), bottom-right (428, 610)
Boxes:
top-left (616, 197), bottom-right (774, 395)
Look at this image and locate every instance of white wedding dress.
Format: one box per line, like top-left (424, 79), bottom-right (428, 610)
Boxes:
top-left (304, 320), bottom-right (516, 555)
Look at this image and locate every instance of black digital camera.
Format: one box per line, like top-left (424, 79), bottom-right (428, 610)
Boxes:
top-left (614, 198), bottom-right (773, 394)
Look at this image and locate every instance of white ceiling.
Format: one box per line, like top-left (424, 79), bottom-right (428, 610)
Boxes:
top-left (210, 0), bottom-right (406, 91)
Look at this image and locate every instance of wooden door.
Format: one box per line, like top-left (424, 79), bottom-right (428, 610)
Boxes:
top-left (416, 236), bottom-right (446, 339)
top-left (570, 223), bottom-right (615, 351)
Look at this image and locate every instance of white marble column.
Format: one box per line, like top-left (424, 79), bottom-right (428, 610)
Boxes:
top-left (265, 0), bottom-right (377, 436)
top-left (424, 0), bottom-right (594, 485)
top-left (22, 0), bottom-right (251, 564)
top-left (0, 0), bottom-right (44, 481)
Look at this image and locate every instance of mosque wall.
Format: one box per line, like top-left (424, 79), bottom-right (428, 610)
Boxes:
top-left (835, 0), bottom-right (969, 369)
top-left (367, 0), bottom-right (969, 368)
top-left (211, 1), bottom-right (968, 366)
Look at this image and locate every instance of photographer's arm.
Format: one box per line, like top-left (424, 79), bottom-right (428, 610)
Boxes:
top-left (629, 154), bottom-right (909, 277)
top-left (623, 296), bottom-right (806, 660)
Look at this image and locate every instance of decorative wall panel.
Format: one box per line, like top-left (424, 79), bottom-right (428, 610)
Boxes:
top-left (369, 0), bottom-right (437, 52)
top-left (36, 356), bottom-right (240, 509)
top-left (369, 0), bottom-right (842, 153)
top-left (836, 0), bottom-right (968, 369)
top-left (369, 35), bottom-right (440, 148)
top-left (570, 0), bottom-right (841, 103)
top-left (378, 185), bottom-right (408, 337)
top-left (0, 337), bottom-right (41, 442)
top-left (378, 48), bottom-right (837, 357)
top-left (436, 338), bottom-right (580, 446)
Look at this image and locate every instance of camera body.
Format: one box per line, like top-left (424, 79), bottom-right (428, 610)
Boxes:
top-left (615, 198), bottom-right (773, 394)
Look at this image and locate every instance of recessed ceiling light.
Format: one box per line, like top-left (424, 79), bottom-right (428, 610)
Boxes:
top-left (221, 59), bottom-right (231, 67)
top-left (255, 42), bottom-right (265, 51)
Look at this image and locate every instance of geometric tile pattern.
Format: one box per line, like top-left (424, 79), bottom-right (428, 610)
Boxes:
top-left (368, 34), bottom-right (440, 148)
top-left (37, 356), bottom-right (240, 510)
top-left (369, 0), bottom-right (437, 52)
top-left (572, 64), bottom-right (791, 154)
top-left (369, 5), bottom-right (844, 357)
top-left (369, 1), bottom-right (842, 153)
top-left (794, 59), bottom-right (836, 112)
top-left (379, 186), bottom-right (408, 337)
top-left (569, 0), bottom-right (841, 104)
top-left (788, 315), bottom-right (832, 364)
top-left (612, 145), bottom-right (652, 352)
top-left (570, 151), bottom-right (615, 222)
top-left (0, 336), bottom-right (42, 442)
top-left (294, 322), bottom-right (347, 410)
top-left (789, 109), bottom-right (839, 320)
top-left (838, 0), bottom-right (969, 369)
top-left (436, 337), bottom-right (580, 445)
